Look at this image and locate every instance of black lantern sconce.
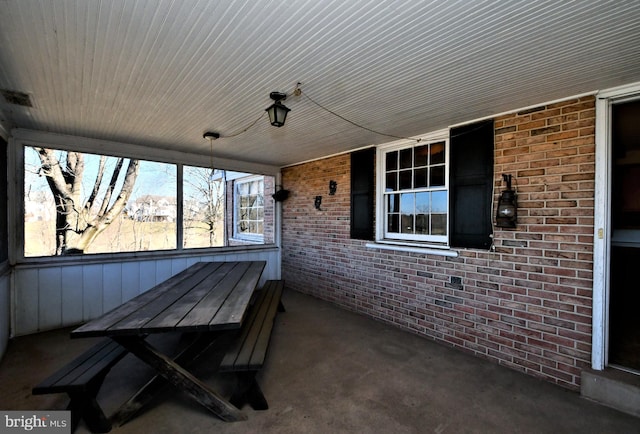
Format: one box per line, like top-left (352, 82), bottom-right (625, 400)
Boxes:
top-left (314, 196), bottom-right (322, 210)
top-left (329, 180), bottom-right (337, 195)
top-left (272, 188), bottom-right (290, 202)
top-left (496, 174), bottom-right (517, 228)
top-left (265, 92), bottom-right (291, 127)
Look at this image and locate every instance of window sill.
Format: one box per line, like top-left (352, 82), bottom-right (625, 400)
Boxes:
top-left (13, 244), bottom-right (279, 268)
top-left (365, 241), bottom-right (459, 257)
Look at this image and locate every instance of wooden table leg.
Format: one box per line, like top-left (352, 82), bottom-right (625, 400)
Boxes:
top-left (112, 333), bottom-right (220, 425)
top-left (112, 336), bottom-right (246, 422)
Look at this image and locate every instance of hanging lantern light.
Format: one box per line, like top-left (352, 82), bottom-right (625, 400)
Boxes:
top-left (203, 131), bottom-right (220, 180)
top-left (496, 174), bottom-right (517, 228)
top-left (265, 92), bottom-right (291, 127)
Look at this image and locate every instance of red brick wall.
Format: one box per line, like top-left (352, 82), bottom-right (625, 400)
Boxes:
top-left (281, 96), bottom-right (596, 389)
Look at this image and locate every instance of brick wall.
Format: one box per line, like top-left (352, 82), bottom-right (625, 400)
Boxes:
top-left (281, 96), bottom-right (596, 389)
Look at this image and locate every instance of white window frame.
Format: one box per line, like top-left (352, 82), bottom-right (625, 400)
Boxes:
top-left (375, 129), bottom-right (450, 248)
top-left (233, 175), bottom-right (265, 243)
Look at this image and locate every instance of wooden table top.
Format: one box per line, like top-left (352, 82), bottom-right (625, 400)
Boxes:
top-left (71, 261), bottom-right (266, 338)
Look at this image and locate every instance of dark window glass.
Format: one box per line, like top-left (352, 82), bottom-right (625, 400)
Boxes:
top-left (414, 168), bottom-right (428, 188)
top-left (415, 145), bottom-right (428, 166)
top-left (400, 148), bottom-right (413, 169)
top-left (386, 151), bottom-right (398, 171)
top-left (430, 166), bottom-right (445, 187)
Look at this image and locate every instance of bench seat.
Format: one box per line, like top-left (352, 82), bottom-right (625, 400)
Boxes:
top-left (219, 279), bottom-right (285, 409)
top-left (33, 338), bottom-right (127, 433)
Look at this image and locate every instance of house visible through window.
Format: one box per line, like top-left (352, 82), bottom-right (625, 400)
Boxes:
top-left (234, 176), bottom-right (264, 242)
top-left (380, 134), bottom-right (449, 245)
top-left (22, 145), bottom-right (275, 257)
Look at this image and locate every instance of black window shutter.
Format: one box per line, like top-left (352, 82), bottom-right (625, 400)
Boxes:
top-left (449, 120), bottom-right (494, 249)
top-left (351, 148), bottom-right (375, 240)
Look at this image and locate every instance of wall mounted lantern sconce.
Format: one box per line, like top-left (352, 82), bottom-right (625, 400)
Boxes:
top-left (329, 180), bottom-right (337, 195)
top-left (272, 188), bottom-right (290, 202)
top-left (265, 92), bottom-right (291, 127)
top-left (314, 196), bottom-right (322, 210)
top-left (496, 174), bottom-right (517, 228)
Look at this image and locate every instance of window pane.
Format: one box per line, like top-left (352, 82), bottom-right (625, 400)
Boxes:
top-left (24, 146), bottom-right (177, 256)
top-left (401, 214), bottom-right (414, 233)
top-left (399, 169), bottom-right (412, 190)
top-left (432, 191), bottom-right (448, 213)
top-left (387, 213), bottom-right (399, 233)
top-left (415, 213), bottom-right (429, 234)
top-left (431, 214), bottom-right (447, 235)
top-left (415, 145), bottom-right (428, 167)
top-left (183, 165), bottom-right (225, 248)
top-left (388, 194), bottom-right (400, 213)
top-left (430, 165), bottom-right (445, 186)
top-left (431, 141), bottom-right (445, 164)
top-left (414, 168), bottom-right (427, 188)
top-left (386, 151), bottom-right (398, 171)
top-left (400, 148), bottom-right (413, 169)
top-left (416, 192), bottom-right (430, 213)
top-left (400, 192), bottom-right (414, 215)
top-left (385, 172), bottom-right (397, 191)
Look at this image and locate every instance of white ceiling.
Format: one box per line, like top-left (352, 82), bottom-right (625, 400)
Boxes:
top-left (0, 0), bottom-right (639, 169)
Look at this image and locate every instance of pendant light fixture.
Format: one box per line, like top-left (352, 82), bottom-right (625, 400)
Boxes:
top-left (265, 92), bottom-right (290, 127)
top-left (203, 131), bottom-right (220, 180)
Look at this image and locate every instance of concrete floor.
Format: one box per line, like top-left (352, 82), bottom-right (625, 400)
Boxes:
top-left (1, 289), bottom-right (639, 434)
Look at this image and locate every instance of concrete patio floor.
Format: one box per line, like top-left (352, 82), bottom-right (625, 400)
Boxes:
top-left (1, 289), bottom-right (639, 434)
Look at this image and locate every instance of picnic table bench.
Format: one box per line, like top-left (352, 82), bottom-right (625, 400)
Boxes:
top-left (32, 338), bottom-right (127, 433)
top-left (220, 279), bottom-right (285, 410)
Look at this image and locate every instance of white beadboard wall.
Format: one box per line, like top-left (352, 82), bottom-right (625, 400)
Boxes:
top-left (0, 268), bottom-right (9, 360)
top-left (12, 249), bottom-right (280, 337)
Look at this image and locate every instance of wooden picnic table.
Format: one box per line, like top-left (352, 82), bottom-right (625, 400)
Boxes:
top-left (71, 260), bottom-right (266, 422)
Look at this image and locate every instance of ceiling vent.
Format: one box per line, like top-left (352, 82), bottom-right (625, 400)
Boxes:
top-left (1, 89), bottom-right (32, 107)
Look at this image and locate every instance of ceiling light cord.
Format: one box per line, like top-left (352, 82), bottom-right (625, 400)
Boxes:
top-left (298, 88), bottom-right (422, 143)
top-left (224, 111), bottom-right (267, 138)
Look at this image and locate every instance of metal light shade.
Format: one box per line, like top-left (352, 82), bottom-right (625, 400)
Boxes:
top-left (266, 92), bottom-right (290, 127)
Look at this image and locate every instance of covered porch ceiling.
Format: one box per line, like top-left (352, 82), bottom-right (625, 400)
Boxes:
top-left (0, 0), bottom-right (639, 168)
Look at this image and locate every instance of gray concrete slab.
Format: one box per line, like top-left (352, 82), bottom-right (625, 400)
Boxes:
top-left (1, 289), bottom-right (639, 433)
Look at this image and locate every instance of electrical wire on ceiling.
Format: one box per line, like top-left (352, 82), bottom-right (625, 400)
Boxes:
top-left (214, 82), bottom-right (489, 142)
top-left (294, 83), bottom-right (422, 143)
top-left (223, 111), bottom-right (267, 138)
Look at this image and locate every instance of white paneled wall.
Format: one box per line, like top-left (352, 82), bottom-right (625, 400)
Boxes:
top-left (0, 268), bottom-right (9, 360)
top-left (13, 249), bottom-right (280, 336)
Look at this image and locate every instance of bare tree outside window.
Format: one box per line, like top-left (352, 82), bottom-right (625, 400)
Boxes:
top-left (183, 166), bottom-right (225, 248)
top-left (24, 146), bottom-right (176, 256)
top-left (31, 147), bottom-right (139, 254)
